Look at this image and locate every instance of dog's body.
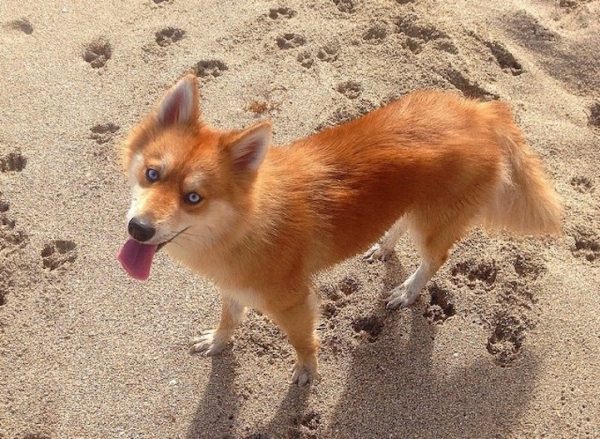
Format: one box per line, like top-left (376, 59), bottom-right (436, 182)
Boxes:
top-left (119, 75), bottom-right (562, 384)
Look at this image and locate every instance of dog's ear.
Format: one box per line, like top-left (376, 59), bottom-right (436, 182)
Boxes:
top-left (227, 121), bottom-right (272, 173)
top-left (156, 74), bottom-right (200, 125)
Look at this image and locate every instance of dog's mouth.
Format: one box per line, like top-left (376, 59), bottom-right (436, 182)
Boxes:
top-left (157, 227), bottom-right (189, 251)
top-left (117, 227), bottom-right (189, 281)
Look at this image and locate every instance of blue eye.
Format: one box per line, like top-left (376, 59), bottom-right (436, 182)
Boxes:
top-left (146, 168), bottom-right (159, 182)
top-left (185, 192), bottom-right (202, 204)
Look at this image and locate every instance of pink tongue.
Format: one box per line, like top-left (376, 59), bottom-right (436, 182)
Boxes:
top-left (117, 239), bottom-right (158, 281)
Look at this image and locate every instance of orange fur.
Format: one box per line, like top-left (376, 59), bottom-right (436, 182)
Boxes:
top-left (121, 75), bottom-right (562, 384)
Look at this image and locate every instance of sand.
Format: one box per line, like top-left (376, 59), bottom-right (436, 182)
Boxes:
top-left (1, 0), bottom-right (599, 437)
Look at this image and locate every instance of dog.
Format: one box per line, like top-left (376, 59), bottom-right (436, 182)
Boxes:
top-left (118, 74), bottom-right (562, 385)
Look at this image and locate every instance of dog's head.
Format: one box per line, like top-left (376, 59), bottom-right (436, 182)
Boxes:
top-left (118, 75), bottom-right (272, 280)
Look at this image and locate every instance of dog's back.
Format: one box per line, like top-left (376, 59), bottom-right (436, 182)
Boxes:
top-left (267, 90), bottom-right (560, 272)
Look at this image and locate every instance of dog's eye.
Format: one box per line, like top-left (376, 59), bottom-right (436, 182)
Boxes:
top-left (146, 168), bottom-right (160, 182)
top-left (185, 192), bottom-right (203, 204)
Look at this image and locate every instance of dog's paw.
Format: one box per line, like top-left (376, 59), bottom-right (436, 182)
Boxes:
top-left (190, 329), bottom-right (230, 356)
top-left (386, 283), bottom-right (420, 309)
top-left (291, 361), bottom-right (319, 386)
top-left (363, 243), bottom-right (393, 263)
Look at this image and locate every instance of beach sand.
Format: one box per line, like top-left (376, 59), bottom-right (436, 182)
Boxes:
top-left (1, 0), bottom-right (599, 437)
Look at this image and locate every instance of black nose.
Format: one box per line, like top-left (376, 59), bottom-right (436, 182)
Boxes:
top-left (128, 217), bottom-right (156, 242)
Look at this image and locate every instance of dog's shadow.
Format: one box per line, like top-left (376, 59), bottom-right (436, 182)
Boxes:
top-left (322, 255), bottom-right (539, 438)
top-left (186, 353), bottom-right (239, 439)
top-left (322, 309), bottom-right (539, 438)
top-left (185, 336), bottom-right (312, 439)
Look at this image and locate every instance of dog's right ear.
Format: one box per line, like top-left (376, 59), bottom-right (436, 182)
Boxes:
top-left (156, 74), bottom-right (200, 126)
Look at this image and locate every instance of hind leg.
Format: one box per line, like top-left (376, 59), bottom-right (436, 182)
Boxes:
top-left (386, 216), bottom-right (470, 309)
top-left (386, 257), bottom-right (446, 309)
top-left (364, 217), bottom-right (406, 262)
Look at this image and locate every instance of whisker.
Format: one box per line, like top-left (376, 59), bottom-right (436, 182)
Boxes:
top-left (168, 240), bottom-right (186, 249)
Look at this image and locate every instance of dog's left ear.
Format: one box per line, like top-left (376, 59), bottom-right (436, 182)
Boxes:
top-left (156, 74), bottom-right (200, 125)
top-left (227, 121), bottom-right (272, 173)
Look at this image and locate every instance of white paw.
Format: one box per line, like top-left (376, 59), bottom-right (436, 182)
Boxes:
top-left (386, 283), bottom-right (420, 310)
top-left (363, 243), bottom-right (393, 263)
top-left (291, 362), bottom-right (318, 386)
top-left (190, 329), bottom-right (230, 356)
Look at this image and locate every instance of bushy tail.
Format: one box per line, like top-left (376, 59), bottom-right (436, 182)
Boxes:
top-left (482, 102), bottom-right (563, 235)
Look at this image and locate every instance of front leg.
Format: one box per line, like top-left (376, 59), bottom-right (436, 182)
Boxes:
top-left (270, 292), bottom-right (320, 386)
top-left (191, 296), bottom-right (245, 356)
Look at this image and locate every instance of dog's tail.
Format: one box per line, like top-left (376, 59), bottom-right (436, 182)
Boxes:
top-left (481, 102), bottom-right (563, 235)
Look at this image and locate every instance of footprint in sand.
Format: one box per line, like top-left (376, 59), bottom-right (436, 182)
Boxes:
top-left (333, 0), bottom-right (355, 13)
top-left (322, 300), bottom-right (338, 319)
top-left (423, 284), bottom-right (456, 323)
top-left (297, 410), bottom-right (322, 433)
top-left (432, 39), bottom-right (458, 54)
top-left (486, 311), bottom-right (529, 366)
top-left (405, 38), bottom-right (423, 54)
top-left (83, 38), bottom-right (112, 68)
top-left (451, 258), bottom-right (499, 290)
top-left (5, 17), bottom-right (33, 34)
top-left (337, 80), bottom-right (362, 99)
top-left (351, 315), bottom-right (385, 342)
top-left (269, 7), bottom-right (296, 20)
top-left (319, 276), bottom-right (359, 314)
top-left (443, 68), bottom-right (499, 101)
top-left (395, 14), bottom-right (449, 41)
top-left (0, 192), bottom-right (30, 307)
top-left (0, 215), bottom-right (28, 250)
top-left (506, 10), bottom-right (559, 50)
top-left (276, 33), bottom-right (306, 50)
top-left (362, 23), bottom-right (389, 44)
top-left (570, 176), bottom-right (594, 194)
top-left (320, 283), bottom-right (342, 305)
top-left (588, 103), bottom-right (600, 128)
top-left (484, 40), bottom-right (523, 76)
top-left (487, 246), bottom-right (547, 309)
top-left (155, 27), bottom-right (185, 47)
top-left (0, 193), bottom-right (29, 251)
top-left (0, 151), bottom-right (27, 173)
top-left (297, 50), bottom-right (314, 68)
top-left (395, 14), bottom-right (457, 55)
top-left (90, 123), bottom-right (120, 145)
top-left (41, 240), bottom-right (77, 271)
top-left (193, 60), bottom-right (228, 78)
top-left (338, 274), bottom-right (360, 296)
top-left (512, 253), bottom-right (546, 281)
top-left (317, 40), bottom-right (340, 62)
top-left (570, 228), bottom-right (600, 262)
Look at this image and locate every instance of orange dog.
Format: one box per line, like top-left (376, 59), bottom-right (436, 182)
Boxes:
top-left (118, 74), bottom-right (562, 384)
